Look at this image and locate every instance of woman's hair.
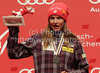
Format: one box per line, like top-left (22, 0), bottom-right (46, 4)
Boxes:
top-left (42, 22), bottom-right (79, 49)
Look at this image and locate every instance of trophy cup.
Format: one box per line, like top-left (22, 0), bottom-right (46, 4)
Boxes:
top-left (2, 6), bottom-right (35, 26)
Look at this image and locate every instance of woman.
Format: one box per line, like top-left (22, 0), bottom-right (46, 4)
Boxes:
top-left (7, 2), bottom-right (89, 73)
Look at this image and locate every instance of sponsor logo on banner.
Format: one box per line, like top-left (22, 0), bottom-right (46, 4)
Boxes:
top-left (19, 68), bottom-right (35, 73)
top-left (89, 0), bottom-right (100, 4)
top-left (91, 67), bottom-right (100, 73)
top-left (89, 0), bottom-right (100, 12)
top-left (17, 0), bottom-right (55, 5)
top-left (0, 30), bottom-right (9, 55)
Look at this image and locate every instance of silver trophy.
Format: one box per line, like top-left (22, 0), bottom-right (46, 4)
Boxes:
top-left (2, 6), bottom-right (35, 26)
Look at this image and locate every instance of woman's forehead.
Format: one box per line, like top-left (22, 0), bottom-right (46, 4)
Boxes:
top-left (50, 15), bottom-right (61, 17)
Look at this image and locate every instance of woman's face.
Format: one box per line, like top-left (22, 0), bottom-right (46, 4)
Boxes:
top-left (49, 15), bottom-right (65, 31)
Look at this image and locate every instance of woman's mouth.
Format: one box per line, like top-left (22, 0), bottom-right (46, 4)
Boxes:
top-left (53, 25), bottom-right (59, 29)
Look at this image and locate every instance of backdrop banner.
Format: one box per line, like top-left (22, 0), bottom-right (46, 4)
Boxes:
top-left (0, 0), bottom-right (100, 73)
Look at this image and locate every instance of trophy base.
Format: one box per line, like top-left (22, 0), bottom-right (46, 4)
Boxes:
top-left (2, 16), bottom-right (25, 26)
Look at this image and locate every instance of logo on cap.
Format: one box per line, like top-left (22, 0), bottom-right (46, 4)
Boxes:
top-left (54, 10), bottom-right (57, 13)
top-left (62, 9), bottom-right (66, 13)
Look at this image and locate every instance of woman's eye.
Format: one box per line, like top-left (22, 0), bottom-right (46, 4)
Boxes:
top-left (57, 17), bottom-right (62, 19)
top-left (50, 17), bottom-right (54, 19)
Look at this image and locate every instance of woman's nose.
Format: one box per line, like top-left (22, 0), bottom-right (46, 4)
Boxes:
top-left (54, 18), bottom-right (58, 23)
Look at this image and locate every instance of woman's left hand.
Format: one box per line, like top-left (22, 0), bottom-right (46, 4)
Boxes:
top-left (61, 71), bottom-right (67, 73)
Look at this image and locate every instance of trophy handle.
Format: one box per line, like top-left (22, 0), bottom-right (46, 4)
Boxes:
top-left (3, 16), bottom-right (25, 26)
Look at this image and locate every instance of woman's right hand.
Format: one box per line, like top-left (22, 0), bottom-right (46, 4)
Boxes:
top-left (61, 71), bottom-right (67, 73)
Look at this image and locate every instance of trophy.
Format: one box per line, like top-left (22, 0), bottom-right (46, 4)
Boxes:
top-left (2, 6), bottom-right (35, 26)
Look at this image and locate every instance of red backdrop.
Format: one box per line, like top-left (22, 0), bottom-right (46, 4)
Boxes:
top-left (0, 0), bottom-right (100, 73)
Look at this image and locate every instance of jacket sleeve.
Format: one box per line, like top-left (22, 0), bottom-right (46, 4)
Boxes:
top-left (65, 41), bottom-right (89, 73)
top-left (7, 26), bottom-right (37, 59)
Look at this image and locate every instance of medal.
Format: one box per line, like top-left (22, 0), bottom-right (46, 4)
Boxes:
top-left (53, 56), bottom-right (60, 64)
top-left (52, 33), bottom-right (64, 64)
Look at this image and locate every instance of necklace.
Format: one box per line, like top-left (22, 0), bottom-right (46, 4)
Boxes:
top-left (52, 33), bottom-right (64, 64)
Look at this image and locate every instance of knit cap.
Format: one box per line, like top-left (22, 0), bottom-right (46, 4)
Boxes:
top-left (48, 2), bottom-right (69, 22)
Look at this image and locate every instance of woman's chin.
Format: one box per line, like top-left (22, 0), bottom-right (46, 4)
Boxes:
top-left (53, 28), bottom-right (60, 31)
